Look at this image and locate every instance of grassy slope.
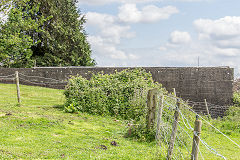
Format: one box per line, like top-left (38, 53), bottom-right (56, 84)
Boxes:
top-left (0, 83), bottom-right (239, 159)
top-left (200, 126), bottom-right (240, 159)
top-left (0, 84), bottom-right (159, 159)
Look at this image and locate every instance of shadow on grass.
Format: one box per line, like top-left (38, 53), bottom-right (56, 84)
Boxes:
top-left (53, 104), bottom-right (65, 111)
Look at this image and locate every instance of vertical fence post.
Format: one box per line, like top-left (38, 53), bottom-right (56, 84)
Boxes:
top-left (15, 71), bottom-right (21, 105)
top-left (204, 99), bottom-right (210, 116)
top-left (167, 99), bottom-right (180, 160)
top-left (191, 116), bottom-right (202, 160)
top-left (156, 95), bottom-right (164, 141)
top-left (147, 88), bottom-right (158, 130)
top-left (173, 88), bottom-right (176, 97)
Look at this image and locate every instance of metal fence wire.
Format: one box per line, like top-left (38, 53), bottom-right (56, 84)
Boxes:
top-left (0, 72), bottom-right (65, 107)
top-left (154, 92), bottom-right (240, 160)
top-left (0, 72), bottom-right (240, 160)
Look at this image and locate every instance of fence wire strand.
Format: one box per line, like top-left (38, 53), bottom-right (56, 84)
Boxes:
top-left (0, 72), bottom-right (65, 107)
top-left (0, 72), bottom-right (239, 159)
top-left (19, 73), bottom-right (65, 83)
top-left (155, 93), bottom-right (238, 160)
top-left (0, 73), bottom-right (16, 78)
top-left (181, 102), bottom-right (240, 149)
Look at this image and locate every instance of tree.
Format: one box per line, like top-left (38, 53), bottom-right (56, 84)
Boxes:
top-left (0, 0), bottom-right (95, 67)
top-left (31, 0), bottom-right (95, 66)
top-left (0, 0), bottom-right (46, 67)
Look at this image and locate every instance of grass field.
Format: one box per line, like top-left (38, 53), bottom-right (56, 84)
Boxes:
top-left (0, 84), bottom-right (160, 159)
top-left (0, 83), bottom-right (239, 159)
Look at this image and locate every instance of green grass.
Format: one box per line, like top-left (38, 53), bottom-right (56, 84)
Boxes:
top-left (0, 84), bottom-right (161, 159)
top-left (0, 83), bottom-right (65, 106)
top-left (0, 83), bottom-right (239, 159)
top-left (200, 125), bottom-right (240, 159)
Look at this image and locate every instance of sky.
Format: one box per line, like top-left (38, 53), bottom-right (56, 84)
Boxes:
top-left (77, 0), bottom-right (240, 77)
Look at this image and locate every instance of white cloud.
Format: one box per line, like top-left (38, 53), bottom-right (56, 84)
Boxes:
top-left (144, 16), bottom-right (240, 74)
top-left (86, 12), bottom-right (115, 27)
top-left (210, 46), bottom-right (239, 57)
top-left (88, 36), bottom-right (128, 60)
top-left (88, 35), bottom-right (139, 62)
top-left (194, 16), bottom-right (240, 57)
top-left (101, 25), bottom-right (135, 43)
top-left (141, 5), bottom-right (179, 23)
top-left (118, 4), bottom-right (141, 23)
top-left (86, 12), bottom-right (137, 61)
top-left (118, 4), bottom-right (178, 23)
top-left (85, 4), bottom-right (178, 64)
top-left (86, 12), bottom-right (135, 44)
top-left (169, 30), bottom-right (191, 44)
top-left (85, 7), bottom-right (144, 63)
top-left (213, 39), bottom-right (240, 49)
top-left (78, 0), bottom-right (153, 6)
top-left (86, 13), bottom-right (240, 76)
top-left (78, 0), bottom-right (210, 6)
top-left (84, 2), bottom-right (179, 63)
top-left (129, 53), bottom-right (139, 60)
top-left (194, 16), bottom-right (240, 40)
top-left (78, 0), bottom-right (116, 6)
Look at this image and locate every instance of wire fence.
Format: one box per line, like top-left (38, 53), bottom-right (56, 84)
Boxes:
top-left (153, 92), bottom-right (240, 160)
top-left (187, 100), bottom-right (229, 118)
top-left (1, 72), bottom-right (239, 159)
top-left (0, 72), bottom-right (65, 107)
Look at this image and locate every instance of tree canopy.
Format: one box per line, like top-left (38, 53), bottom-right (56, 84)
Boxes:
top-left (0, 0), bottom-right (95, 68)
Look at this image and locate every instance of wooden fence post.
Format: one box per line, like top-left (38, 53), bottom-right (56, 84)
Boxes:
top-left (167, 99), bottom-right (180, 160)
top-left (173, 88), bottom-right (176, 97)
top-left (191, 116), bottom-right (202, 160)
top-left (146, 88), bottom-right (158, 130)
top-left (204, 99), bottom-right (210, 116)
top-left (156, 95), bottom-right (164, 141)
top-left (15, 71), bottom-right (21, 105)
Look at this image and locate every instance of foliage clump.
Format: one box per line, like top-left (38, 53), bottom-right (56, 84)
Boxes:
top-left (0, 0), bottom-right (95, 67)
top-left (64, 69), bottom-right (165, 122)
top-left (0, 0), bottom-right (47, 67)
top-left (233, 91), bottom-right (240, 107)
top-left (213, 106), bottom-right (240, 135)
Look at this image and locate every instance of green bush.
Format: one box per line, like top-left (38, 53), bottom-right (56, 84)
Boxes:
top-left (64, 68), bottom-right (165, 121)
top-left (64, 68), bottom-right (198, 143)
top-left (233, 92), bottom-right (240, 106)
top-left (213, 106), bottom-right (240, 135)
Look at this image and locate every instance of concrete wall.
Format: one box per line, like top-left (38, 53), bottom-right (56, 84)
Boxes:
top-left (0, 67), bottom-right (234, 112)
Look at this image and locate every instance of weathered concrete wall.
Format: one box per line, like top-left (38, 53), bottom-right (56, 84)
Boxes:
top-left (0, 67), bottom-right (234, 111)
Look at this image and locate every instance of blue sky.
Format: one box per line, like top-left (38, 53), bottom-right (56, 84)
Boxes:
top-left (77, 0), bottom-right (240, 77)
top-left (1, 0), bottom-right (239, 76)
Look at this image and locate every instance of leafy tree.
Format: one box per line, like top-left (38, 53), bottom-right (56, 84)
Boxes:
top-left (31, 0), bottom-right (95, 66)
top-left (0, 0), bottom-right (95, 67)
top-left (0, 0), bottom-right (46, 67)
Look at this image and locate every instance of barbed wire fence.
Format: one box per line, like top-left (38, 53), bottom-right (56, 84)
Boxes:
top-left (149, 89), bottom-right (240, 160)
top-left (0, 71), bottom-right (66, 107)
top-left (1, 72), bottom-right (240, 159)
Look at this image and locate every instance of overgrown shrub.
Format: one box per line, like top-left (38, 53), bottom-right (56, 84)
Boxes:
top-left (233, 92), bottom-right (240, 106)
top-left (213, 106), bottom-right (240, 135)
top-left (64, 68), bottom-right (166, 121)
top-left (64, 68), bottom-right (199, 143)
